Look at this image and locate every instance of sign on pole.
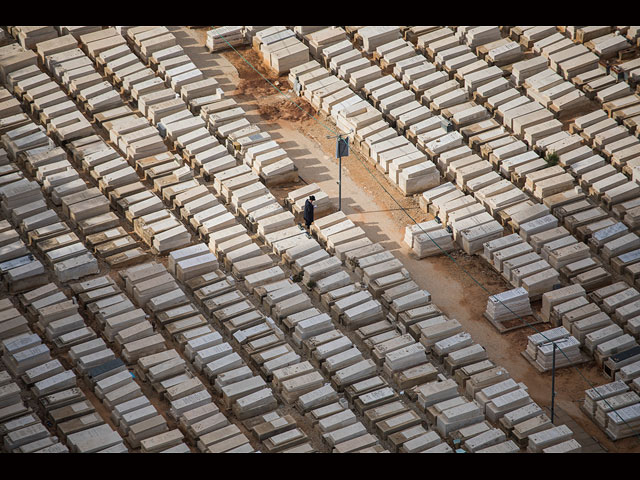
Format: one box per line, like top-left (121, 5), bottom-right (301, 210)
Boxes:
top-left (336, 136), bottom-right (349, 158)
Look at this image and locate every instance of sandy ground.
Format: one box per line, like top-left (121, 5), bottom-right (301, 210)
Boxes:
top-left (175, 27), bottom-right (640, 452)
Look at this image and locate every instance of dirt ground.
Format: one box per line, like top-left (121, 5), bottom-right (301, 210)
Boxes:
top-left (178, 27), bottom-right (640, 452)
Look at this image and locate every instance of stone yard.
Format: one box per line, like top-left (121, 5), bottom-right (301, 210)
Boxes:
top-left (1, 25), bottom-right (640, 454)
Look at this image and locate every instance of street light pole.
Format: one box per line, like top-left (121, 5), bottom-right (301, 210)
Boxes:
top-left (551, 342), bottom-right (557, 424)
top-left (338, 149), bottom-right (342, 211)
top-left (327, 131), bottom-right (351, 213)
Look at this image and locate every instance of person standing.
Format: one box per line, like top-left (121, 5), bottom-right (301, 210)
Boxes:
top-left (303, 195), bottom-right (316, 231)
top-left (293, 75), bottom-right (301, 97)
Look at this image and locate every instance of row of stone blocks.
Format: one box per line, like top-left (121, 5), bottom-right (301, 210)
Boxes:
top-left (0, 39), bottom-right (158, 267)
top-left (1, 25), bottom-right (584, 454)
top-left (66, 266), bottom-right (260, 453)
top-left (250, 26), bottom-right (310, 76)
top-left (277, 180), bottom-right (564, 452)
top-left (382, 27), bottom-right (640, 338)
top-left (583, 379), bottom-right (640, 441)
top-left (0, 25), bottom-right (282, 454)
top-left (1, 280), bottom-right (131, 453)
top-left (222, 26), bottom-right (616, 452)
top-left (0, 109), bottom-right (103, 288)
top-left (350, 27), bottom-right (640, 300)
top-left (1, 294), bottom-right (79, 453)
top-left (184, 27), bottom-right (580, 450)
top-left (538, 283), bottom-right (640, 373)
top-left (2, 25), bottom-right (340, 454)
top-left (158, 133), bottom-right (457, 452)
top-left (287, 31), bottom-right (442, 198)
top-left (0, 30), bottom-right (183, 451)
top-left (85, 27), bottom-right (348, 452)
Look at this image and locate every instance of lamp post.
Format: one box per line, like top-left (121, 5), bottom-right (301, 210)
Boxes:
top-left (327, 131), bottom-right (351, 212)
top-left (551, 343), bottom-right (557, 424)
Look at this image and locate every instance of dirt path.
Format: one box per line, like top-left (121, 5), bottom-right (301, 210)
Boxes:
top-left (179, 27), bottom-right (640, 453)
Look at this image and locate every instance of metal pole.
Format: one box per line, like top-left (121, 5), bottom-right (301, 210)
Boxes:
top-left (338, 136), bottom-right (342, 212)
top-left (328, 133), bottom-right (350, 213)
top-left (338, 151), bottom-right (342, 211)
top-left (551, 343), bottom-right (557, 424)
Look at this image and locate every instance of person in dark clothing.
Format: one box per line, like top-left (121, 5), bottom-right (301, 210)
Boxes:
top-left (303, 195), bottom-right (316, 231)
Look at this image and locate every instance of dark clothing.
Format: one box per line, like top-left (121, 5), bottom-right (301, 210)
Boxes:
top-left (303, 199), bottom-right (314, 228)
